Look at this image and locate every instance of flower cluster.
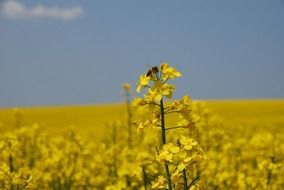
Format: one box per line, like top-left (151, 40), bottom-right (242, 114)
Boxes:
top-left (132, 63), bottom-right (206, 189)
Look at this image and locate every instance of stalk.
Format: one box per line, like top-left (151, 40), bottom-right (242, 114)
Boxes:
top-left (188, 175), bottom-right (200, 188)
top-left (15, 111), bottom-right (21, 128)
top-left (266, 169), bottom-right (272, 190)
top-left (111, 125), bottom-right (118, 180)
top-left (183, 169), bottom-right (188, 190)
top-left (142, 166), bottom-right (148, 190)
top-left (160, 98), bottom-right (172, 190)
top-left (126, 90), bottom-right (132, 148)
top-left (9, 154), bottom-right (14, 190)
top-left (9, 154), bottom-right (14, 173)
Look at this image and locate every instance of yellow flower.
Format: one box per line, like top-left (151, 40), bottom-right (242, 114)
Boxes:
top-left (136, 74), bottom-right (150, 92)
top-left (156, 150), bottom-right (173, 163)
top-left (176, 150), bottom-right (187, 160)
top-left (131, 97), bottom-right (146, 107)
top-left (146, 82), bottom-right (175, 102)
top-left (160, 63), bottom-right (182, 80)
top-left (161, 83), bottom-right (175, 98)
top-left (181, 95), bottom-right (190, 106)
top-left (183, 156), bottom-right (193, 163)
top-left (147, 88), bottom-right (163, 102)
top-left (177, 118), bottom-right (192, 128)
top-left (177, 162), bottom-right (186, 172)
top-left (152, 176), bottom-right (166, 189)
top-left (171, 170), bottom-right (182, 184)
top-left (180, 136), bottom-right (198, 150)
top-left (156, 143), bottom-right (181, 164)
top-left (122, 83), bottom-right (131, 91)
top-left (163, 143), bottom-right (180, 154)
top-left (170, 96), bottom-right (191, 115)
top-left (137, 118), bottom-right (159, 131)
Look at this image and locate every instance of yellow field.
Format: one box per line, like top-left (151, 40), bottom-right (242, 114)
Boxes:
top-left (0, 104), bottom-right (126, 139)
top-left (0, 99), bottom-right (283, 189)
top-left (1, 99), bottom-right (283, 136)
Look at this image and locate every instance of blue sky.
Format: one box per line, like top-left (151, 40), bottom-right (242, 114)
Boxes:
top-left (0, 0), bottom-right (284, 107)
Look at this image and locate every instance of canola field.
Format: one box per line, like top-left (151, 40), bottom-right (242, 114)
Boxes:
top-left (0, 64), bottom-right (284, 190)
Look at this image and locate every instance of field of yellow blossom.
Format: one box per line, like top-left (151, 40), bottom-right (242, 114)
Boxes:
top-left (0, 63), bottom-right (283, 189)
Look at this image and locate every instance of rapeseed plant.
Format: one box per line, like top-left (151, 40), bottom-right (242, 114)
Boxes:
top-left (133, 63), bottom-right (205, 189)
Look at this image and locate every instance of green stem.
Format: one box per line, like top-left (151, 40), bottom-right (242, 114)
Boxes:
top-left (183, 169), bottom-right (188, 190)
top-left (142, 166), bottom-right (152, 190)
top-left (188, 175), bottom-right (200, 188)
top-left (160, 99), bottom-right (166, 145)
top-left (160, 98), bottom-right (172, 190)
top-left (9, 154), bottom-right (13, 173)
top-left (9, 154), bottom-right (14, 190)
top-left (164, 164), bottom-right (172, 190)
top-left (112, 125), bottom-right (118, 180)
top-left (267, 169), bottom-right (272, 190)
top-left (126, 91), bottom-right (132, 148)
top-left (165, 126), bottom-right (184, 130)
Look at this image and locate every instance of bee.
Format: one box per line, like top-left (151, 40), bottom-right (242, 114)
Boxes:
top-left (146, 65), bottom-right (159, 77)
